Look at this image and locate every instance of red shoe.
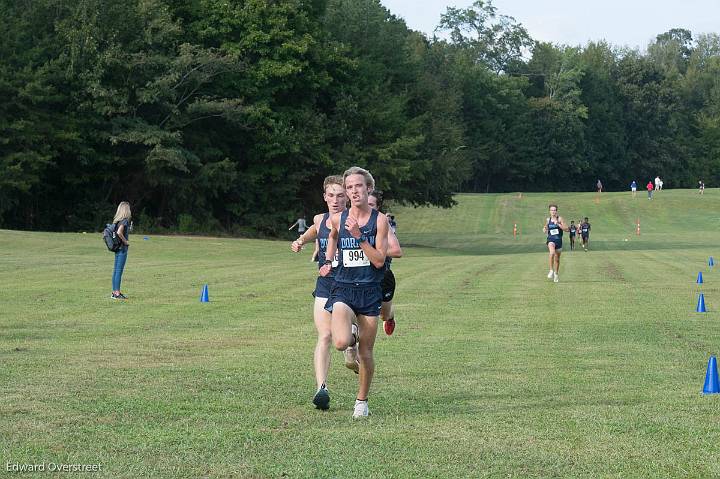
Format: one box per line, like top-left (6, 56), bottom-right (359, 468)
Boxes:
top-left (383, 317), bottom-right (395, 335)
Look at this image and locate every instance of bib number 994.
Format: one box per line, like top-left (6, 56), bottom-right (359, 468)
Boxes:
top-left (343, 249), bottom-right (370, 267)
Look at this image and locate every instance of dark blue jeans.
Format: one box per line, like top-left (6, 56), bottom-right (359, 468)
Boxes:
top-left (112, 247), bottom-right (128, 291)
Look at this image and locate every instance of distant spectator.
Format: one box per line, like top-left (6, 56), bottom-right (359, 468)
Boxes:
top-left (647, 181), bottom-right (654, 199)
top-left (596, 179), bottom-right (603, 193)
top-left (658, 178), bottom-right (663, 190)
top-left (699, 180), bottom-right (705, 195)
top-left (654, 176), bottom-right (660, 191)
top-left (111, 201), bottom-right (132, 300)
top-left (289, 217), bottom-right (308, 234)
top-left (630, 180), bottom-right (637, 198)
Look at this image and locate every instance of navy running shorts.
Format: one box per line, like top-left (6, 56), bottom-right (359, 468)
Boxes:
top-left (381, 269), bottom-right (396, 302)
top-left (312, 276), bottom-right (335, 299)
top-left (547, 239), bottom-right (562, 250)
top-left (324, 282), bottom-right (382, 317)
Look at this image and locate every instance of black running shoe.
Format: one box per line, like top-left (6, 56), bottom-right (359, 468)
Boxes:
top-left (313, 387), bottom-right (330, 410)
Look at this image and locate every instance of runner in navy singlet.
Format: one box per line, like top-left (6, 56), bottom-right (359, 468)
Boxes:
top-left (569, 220), bottom-right (577, 251)
top-left (580, 217), bottom-right (591, 251)
top-left (320, 166), bottom-right (389, 418)
top-left (368, 190), bottom-right (403, 336)
top-left (291, 175), bottom-right (349, 410)
top-left (543, 204), bottom-right (569, 283)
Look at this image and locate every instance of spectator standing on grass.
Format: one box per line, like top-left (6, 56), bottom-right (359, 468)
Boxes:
top-left (596, 179), bottom-right (603, 193)
top-left (647, 181), bottom-right (654, 199)
top-left (699, 180), bottom-right (705, 195)
top-left (111, 202), bottom-right (132, 300)
top-left (630, 180), bottom-right (637, 198)
top-left (289, 217), bottom-right (308, 235)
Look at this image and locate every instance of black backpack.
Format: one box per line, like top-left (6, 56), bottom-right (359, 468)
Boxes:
top-left (103, 222), bottom-right (122, 252)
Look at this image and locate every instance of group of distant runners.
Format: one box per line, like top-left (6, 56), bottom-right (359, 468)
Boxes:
top-left (628, 177), bottom-right (707, 199)
top-left (544, 206), bottom-right (591, 283)
top-left (289, 166), bottom-right (401, 418)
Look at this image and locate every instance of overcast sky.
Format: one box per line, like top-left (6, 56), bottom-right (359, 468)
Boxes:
top-left (380, 0), bottom-right (719, 50)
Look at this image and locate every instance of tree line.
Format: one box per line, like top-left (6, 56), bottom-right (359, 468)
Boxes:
top-left (1, 0), bottom-right (718, 234)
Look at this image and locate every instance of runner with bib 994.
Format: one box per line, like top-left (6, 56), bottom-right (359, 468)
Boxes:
top-left (320, 166), bottom-right (389, 418)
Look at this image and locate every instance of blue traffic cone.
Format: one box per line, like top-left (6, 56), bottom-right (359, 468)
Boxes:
top-left (697, 272), bottom-right (704, 284)
top-left (703, 356), bottom-right (720, 394)
top-left (710, 256), bottom-right (715, 267)
top-left (696, 293), bottom-right (707, 313)
top-left (200, 284), bottom-right (209, 303)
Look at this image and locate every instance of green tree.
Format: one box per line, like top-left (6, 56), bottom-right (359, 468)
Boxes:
top-left (436, 0), bottom-right (532, 74)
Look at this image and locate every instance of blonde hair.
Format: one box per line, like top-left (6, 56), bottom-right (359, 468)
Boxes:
top-left (343, 166), bottom-right (375, 191)
top-left (323, 175), bottom-right (344, 191)
top-left (113, 201), bottom-right (132, 223)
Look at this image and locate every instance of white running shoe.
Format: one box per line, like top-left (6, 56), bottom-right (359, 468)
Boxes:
top-left (344, 347), bottom-right (359, 374)
top-left (553, 273), bottom-right (559, 283)
top-left (352, 399), bottom-right (369, 418)
top-left (547, 269), bottom-right (554, 279)
top-left (343, 324), bottom-right (360, 374)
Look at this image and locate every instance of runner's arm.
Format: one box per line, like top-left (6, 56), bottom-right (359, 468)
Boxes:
top-left (319, 214), bottom-right (339, 276)
top-left (311, 240), bottom-right (319, 262)
top-left (387, 227), bottom-right (403, 258)
top-left (359, 213), bottom-right (388, 269)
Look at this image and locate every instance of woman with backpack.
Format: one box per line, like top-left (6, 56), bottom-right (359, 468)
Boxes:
top-left (111, 202), bottom-right (132, 300)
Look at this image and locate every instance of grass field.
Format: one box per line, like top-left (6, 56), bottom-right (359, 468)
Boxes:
top-left (2, 189), bottom-right (720, 478)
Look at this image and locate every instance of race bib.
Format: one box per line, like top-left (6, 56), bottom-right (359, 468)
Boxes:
top-left (343, 249), bottom-right (370, 267)
top-left (549, 228), bottom-right (559, 236)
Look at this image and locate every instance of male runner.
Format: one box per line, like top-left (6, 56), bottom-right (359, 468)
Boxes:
top-left (569, 220), bottom-right (577, 251)
top-left (580, 217), bottom-right (591, 251)
top-left (368, 190), bottom-right (403, 335)
top-left (290, 175), bottom-right (354, 411)
top-left (543, 204), bottom-right (569, 283)
top-left (321, 166), bottom-right (389, 418)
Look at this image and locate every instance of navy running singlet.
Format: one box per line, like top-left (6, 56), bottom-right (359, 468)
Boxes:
top-left (317, 213), bottom-right (339, 278)
top-left (335, 209), bottom-right (385, 284)
top-left (570, 224), bottom-right (577, 235)
top-left (581, 222), bottom-right (590, 235)
top-left (547, 218), bottom-right (563, 243)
